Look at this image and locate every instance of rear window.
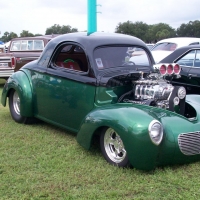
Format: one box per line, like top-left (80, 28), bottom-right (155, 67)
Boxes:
top-left (152, 42), bottom-right (177, 51)
top-left (94, 46), bottom-right (150, 70)
top-left (10, 40), bottom-right (44, 51)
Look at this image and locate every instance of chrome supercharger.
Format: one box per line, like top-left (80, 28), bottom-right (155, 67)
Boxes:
top-left (130, 63), bottom-right (186, 113)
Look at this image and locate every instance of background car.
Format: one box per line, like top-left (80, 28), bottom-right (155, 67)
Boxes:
top-left (2, 32), bottom-right (200, 171)
top-left (3, 41), bottom-right (10, 53)
top-left (159, 45), bottom-right (200, 94)
top-left (151, 37), bottom-right (200, 63)
top-left (146, 43), bottom-right (154, 50)
top-left (0, 35), bottom-right (59, 79)
top-left (0, 41), bottom-right (4, 53)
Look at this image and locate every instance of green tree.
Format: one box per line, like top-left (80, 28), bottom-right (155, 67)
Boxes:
top-left (45, 24), bottom-right (78, 35)
top-left (0, 32), bottom-right (18, 42)
top-left (147, 23), bottom-right (176, 42)
top-left (34, 33), bottom-right (43, 36)
top-left (156, 29), bottom-right (170, 40)
top-left (115, 22), bottom-right (176, 43)
top-left (115, 21), bottom-right (149, 42)
top-left (20, 30), bottom-right (34, 37)
top-left (177, 20), bottom-right (200, 37)
top-left (115, 20), bottom-right (135, 35)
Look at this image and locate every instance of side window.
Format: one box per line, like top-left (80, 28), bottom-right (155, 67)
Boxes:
top-left (177, 50), bottom-right (196, 67)
top-left (53, 44), bottom-right (88, 72)
top-left (28, 41), bottom-right (33, 50)
top-left (10, 41), bottom-right (20, 50)
top-left (34, 40), bottom-right (44, 50)
top-left (21, 40), bottom-right (27, 50)
top-left (10, 40), bottom-right (44, 51)
top-left (194, 50), bottom-right (200, 67)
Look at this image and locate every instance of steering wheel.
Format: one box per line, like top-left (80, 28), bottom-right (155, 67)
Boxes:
top-left (64, 59), bottom-right (75, 63)
top-left (122, 61), bottom-right (135, 66)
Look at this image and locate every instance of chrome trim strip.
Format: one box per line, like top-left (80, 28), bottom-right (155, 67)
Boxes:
top-left (19, 57), bottom-right (39, 61)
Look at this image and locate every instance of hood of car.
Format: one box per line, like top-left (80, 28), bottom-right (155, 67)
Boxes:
top-left (97, 67), bottom-right (152, 86)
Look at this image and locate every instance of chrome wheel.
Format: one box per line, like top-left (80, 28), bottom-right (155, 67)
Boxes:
top-left (13, 91), bottom-right (20, 115)
top-left (104, 128), bottom-right (127, 163)
top-left (9, 90), bottom-right (33, 124)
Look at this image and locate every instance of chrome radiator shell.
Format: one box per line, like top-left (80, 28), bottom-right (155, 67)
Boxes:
top-left (178, 132), bottom-right (200, 155)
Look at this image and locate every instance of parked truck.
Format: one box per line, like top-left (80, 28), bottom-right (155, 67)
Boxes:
top-left (0, 35), bottom-right (58, 79)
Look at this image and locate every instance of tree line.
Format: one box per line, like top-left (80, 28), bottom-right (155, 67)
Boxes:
top-left (115, 20), bottom-right (200, 43)
top-left (0, 24), bottom-right (78, 43)
top-left (1, 20), bottom-right (200, 43)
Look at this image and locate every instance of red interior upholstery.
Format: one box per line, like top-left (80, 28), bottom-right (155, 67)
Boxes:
top-left (55, 61), bottom-right (81, 71)
top-left (55, 54), bottom-right (88, 72)
top-left (64, 61), bottom-right (81, 71)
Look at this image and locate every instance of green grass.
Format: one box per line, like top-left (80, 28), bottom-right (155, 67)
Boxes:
top-left (1, 78), bottom-right (200, 199)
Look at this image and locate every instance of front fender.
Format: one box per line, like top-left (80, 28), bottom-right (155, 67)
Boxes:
top-left (186, 94), bottom-right (200, 120)
top-left (77, 104), bottom-right (162, 170)
top-left (1, 70), bottom-right (33, 117)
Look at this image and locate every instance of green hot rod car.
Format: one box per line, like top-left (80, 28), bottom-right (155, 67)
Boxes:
top-left (1, 32), bottom-right (200, 171)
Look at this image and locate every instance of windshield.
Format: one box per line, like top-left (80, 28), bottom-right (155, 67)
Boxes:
top-left (94, 46), bottom-right (150, 70)
top-left (152, 42), bottom-right (177, 51)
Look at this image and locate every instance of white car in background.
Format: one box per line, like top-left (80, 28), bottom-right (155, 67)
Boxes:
top-left (146, 43), bottom-right (154, 50)
top-left (151, 37), bottom-right (200, 63)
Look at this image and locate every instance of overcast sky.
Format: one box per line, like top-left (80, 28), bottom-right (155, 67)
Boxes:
top-left (1, 0), bottom-right (199, 36)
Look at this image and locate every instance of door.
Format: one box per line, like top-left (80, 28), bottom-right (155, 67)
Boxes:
top-left (32, 43), bottom-right (96, 132)
top-left (175, 49), bottom-right (200, 94)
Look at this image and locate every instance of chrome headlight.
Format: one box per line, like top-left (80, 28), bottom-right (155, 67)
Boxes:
top-left (148, 120), bottom-right (163, 145)
top-left (177, 87), bottom-right (186, 99)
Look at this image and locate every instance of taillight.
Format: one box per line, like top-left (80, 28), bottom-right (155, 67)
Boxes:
top-left (11, 57), bottom-right (15, 68)
top-left (167, 64), bottom-right (173, 75)
top-left (173, 64), bottom-right (180, 75)
top-left (159, 64), bottom-right (167, 75)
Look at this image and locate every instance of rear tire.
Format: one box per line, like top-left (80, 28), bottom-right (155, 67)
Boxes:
top-left (100, 127), bottom-right (130, 167)
top-left (9, 90), bottom-right (34, 124)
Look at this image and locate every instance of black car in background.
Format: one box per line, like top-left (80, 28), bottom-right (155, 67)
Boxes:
top-left (159, 45), bottom-right (200, 94)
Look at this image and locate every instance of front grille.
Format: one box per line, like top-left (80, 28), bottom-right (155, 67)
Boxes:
top-left (178, 132), bottom-right (200, 155)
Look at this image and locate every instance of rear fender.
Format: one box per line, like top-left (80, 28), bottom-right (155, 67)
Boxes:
top-left (1, 70), bottom-right (33, 117)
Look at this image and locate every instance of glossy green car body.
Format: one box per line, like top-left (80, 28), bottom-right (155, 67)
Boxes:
top-left (2, 32), bottom-right (200, 170)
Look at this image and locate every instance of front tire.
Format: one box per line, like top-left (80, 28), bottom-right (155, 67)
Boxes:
top-left (100, 127), bottom-right (130, 167)
top-left (9, 90), bottom-right (30, 123)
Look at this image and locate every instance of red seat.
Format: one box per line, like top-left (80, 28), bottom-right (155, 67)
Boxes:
top-left (56, 61), bottom-right (81, 71)
top-left (63, 61), bottom-right (81, 71)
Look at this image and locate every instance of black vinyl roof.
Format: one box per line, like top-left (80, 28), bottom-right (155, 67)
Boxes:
top-left (159, 45), bottom-right (200, 63)
top-left (46, 32), bottom-right (147, 51)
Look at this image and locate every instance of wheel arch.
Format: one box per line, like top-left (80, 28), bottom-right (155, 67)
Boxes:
top-left (76, 105), bottom-right (160, 170)
top-left (1, 70), bottom-right (34, 117)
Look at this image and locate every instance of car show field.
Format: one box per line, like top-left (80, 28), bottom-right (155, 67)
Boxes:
top-left (1, 78), bottom-right (200, 199)
top-left (3, 32), bottom-right (200, 171)
top-left (1, 0), bottom-right (200, 198)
